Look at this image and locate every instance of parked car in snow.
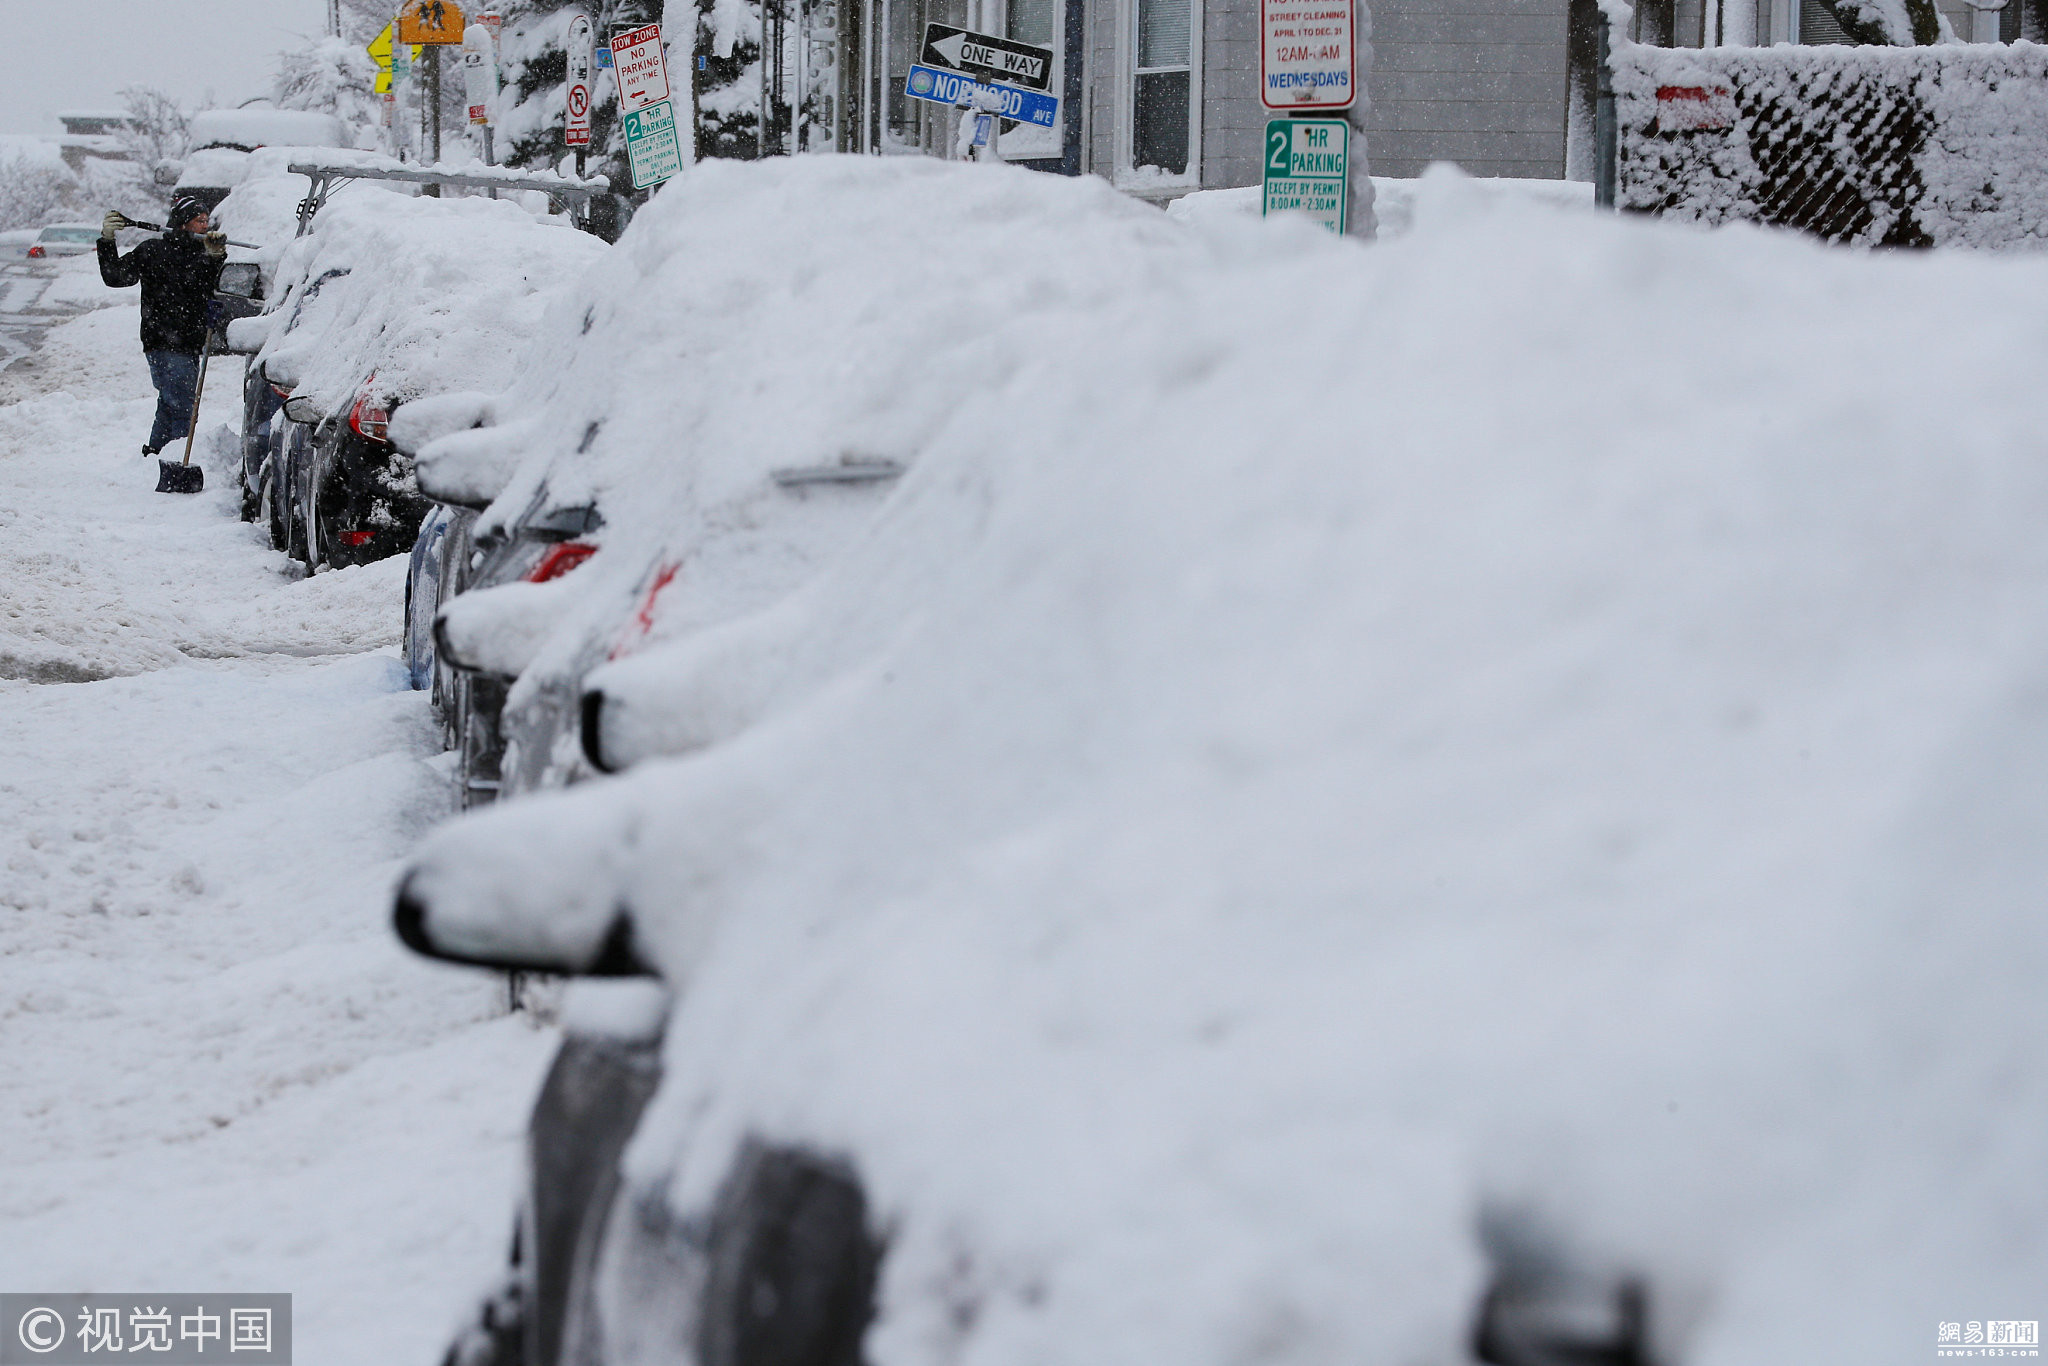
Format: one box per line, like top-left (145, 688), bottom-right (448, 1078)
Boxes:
top-left (388, 159), bottom-right (2048, 1366)
top-left (24, 223), bottom-right (102, 259)
top-left (386, 157), bottom-right (1201, 1366)
top-left (1, 227), bottom-right (41, 259)
top-left (232, 189), bottom-right (603, 573)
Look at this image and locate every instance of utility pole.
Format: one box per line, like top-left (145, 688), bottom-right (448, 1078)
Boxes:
top-left (429, 47), bottom-right (443, 162)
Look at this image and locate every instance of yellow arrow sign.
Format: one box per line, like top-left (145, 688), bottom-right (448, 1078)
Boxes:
top-left (367, 24), bottom-right (423, 91)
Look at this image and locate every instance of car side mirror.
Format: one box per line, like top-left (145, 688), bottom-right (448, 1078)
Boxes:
top-left (215, 262), bottom-right (262, 300)
top-left (283, 393), bottom-right (323, 424)
top-left (393, 870), bottom-right (655, 976)
top-left (414, 427), bottom-right (525, 510)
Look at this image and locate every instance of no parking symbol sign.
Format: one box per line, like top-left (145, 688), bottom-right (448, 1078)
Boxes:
top-left (565, 11), bottom-right (593, 147)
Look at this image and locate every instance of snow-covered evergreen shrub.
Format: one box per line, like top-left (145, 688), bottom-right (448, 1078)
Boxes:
top-left (273, 35), bottom-right (382, 133)
top-left (0, 153), bottom-right (75, 231)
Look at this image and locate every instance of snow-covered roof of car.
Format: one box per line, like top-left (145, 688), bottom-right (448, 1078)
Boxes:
top-left (253, 191), bottom-right (605, 420)
top-left (188, 108), bottom-right (346, 151)
top-left (175, 146), bottom-right (255, 191)
top-left (403, 160), bottom-right (2048, 1364)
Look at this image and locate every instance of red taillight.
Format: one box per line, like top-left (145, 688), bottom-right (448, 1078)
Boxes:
top-left (527, 542), bottom-right (596, 583)
top-left (26, 245), bottom-right (43, 258)
top-left (609, 560), bottom-right (679, 660)
top-left (342, 530), bottom-right (376, 547)
top-left (270, 384), bottom-right (292, 400)
top-left (348, 391), bottom-right (389, 443)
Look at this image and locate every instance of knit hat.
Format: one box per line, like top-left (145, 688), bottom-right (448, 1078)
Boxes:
top-left (169, 194), bottom-right (208, 228)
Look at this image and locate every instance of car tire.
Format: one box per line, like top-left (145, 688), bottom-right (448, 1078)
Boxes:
top-left (698, 1144), bottom-right (880, 1366)
top-left (455, 672), bottom-right (507, 808)
top-left (258, 462), bottom-right (288, 552)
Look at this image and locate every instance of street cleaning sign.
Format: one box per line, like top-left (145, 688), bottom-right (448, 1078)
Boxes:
top-left (1262, 117), bottom-right (1347, 232)
top-left (621, 98), bottom-right (682, 188)
top-left (1260, 0), bottom-right (1356, 109)
top-left (611, 22), bottom-right (671, 111)
top-left (904, 64), bottom-right (1059, 128)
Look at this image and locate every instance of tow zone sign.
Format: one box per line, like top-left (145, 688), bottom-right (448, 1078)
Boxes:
top-left (1260, 0), bottom-right (1355, 110)
top-left (611, 22), bottom-right (670, 111)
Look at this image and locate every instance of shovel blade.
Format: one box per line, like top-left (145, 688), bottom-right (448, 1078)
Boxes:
top-left (156, 460), bottom-right (204, 495)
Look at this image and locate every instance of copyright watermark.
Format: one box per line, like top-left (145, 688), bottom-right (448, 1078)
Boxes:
top-left (0, 1296), bottom-right (289, 1364)
top-left (1939, 1321), bottom-right (2040, 1358)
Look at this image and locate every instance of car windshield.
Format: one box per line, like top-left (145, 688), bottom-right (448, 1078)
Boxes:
top-left (43, 228), bottom-right (99, 243)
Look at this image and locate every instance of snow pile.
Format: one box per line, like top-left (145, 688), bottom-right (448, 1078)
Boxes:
top-left (253, 191), bottom-right (607, 423)
top-left (407, 158), bottom-right (2048, 1364)
top-left (1615, 40), bottom-right (2048, 247)
top-left (211, 149), bottom-right (422, 286)
top-left (0, 290), bottom-right (552, 1364)
top-left (1168, 172), bottom-right (1592, 237)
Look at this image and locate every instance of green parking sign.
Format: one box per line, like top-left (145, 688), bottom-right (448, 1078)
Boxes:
top-left (622, 97), bottom-right (683, 189)
top-left (1262, 118), bottom-right (1347, 234)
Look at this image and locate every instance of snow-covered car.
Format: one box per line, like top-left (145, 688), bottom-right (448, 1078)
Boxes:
top-left (391, 160), bottom-right (2048, 1366)
top-left (1, 227), bottom-right (39, 258)
top-left (238, 190), bottom-right (605, 572)
top-left (392, 158), bottom-right (927, 807)
top-left (24, 223), bottom-right (102, 259)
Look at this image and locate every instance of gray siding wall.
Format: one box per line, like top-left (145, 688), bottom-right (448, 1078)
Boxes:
top-left (1366, 0), bottom-right (1569, 177)
top-left (1085, 0), bottom-right (1570, 187)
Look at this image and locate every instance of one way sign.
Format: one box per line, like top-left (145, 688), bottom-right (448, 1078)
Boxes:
top-left (919, 23), bottom-right (1053, 91)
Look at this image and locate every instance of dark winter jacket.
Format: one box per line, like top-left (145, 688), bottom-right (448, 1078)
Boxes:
top-left (97, 231), bottom-right (225, 356)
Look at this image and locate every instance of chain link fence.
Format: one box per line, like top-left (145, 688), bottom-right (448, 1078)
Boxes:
top-left (1610, 40), bottom-right (2048, 248)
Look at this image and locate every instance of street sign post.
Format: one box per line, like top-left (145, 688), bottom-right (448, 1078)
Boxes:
top-left (903, 64), bottom-right (1058, 128)
top-left (1262, 117), bottom-right (1347, 232)
top-left (1259, 0), bottom-right (1356, 110)
top-left (611, 22), bottom-right (671, 112)
top-left (918, 23), bottom-right (1052, 90)
top-left (564, 13), bottom-right (594, 148)
top-left (621, 98), bottom-right (683, 188)
top-left (907, 21), bottom-right (1059, 156)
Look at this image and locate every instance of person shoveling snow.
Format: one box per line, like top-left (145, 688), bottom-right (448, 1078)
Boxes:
top-left (95, 195), bottom-right (226, 469)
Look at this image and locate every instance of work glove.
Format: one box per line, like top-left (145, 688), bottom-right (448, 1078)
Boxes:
top-left (100, 210), bottom-right (130, 240)
top-left (204, 231), bottom-right (227, 258)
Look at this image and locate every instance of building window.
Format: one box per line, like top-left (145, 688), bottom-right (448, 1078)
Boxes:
top-left (1131, 0), bottom-right (1193, 175)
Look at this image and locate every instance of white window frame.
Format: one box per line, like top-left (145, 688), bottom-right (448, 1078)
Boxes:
top-left (991, 0), bottom-right (1067, 161)
top-left (1113, 0), bottom-right (1202, 193)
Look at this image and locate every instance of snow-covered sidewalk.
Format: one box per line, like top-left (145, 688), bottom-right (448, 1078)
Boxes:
top-left (0, 290), bottom-right (549, 1362)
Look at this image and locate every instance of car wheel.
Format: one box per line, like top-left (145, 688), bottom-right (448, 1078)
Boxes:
top-left (258, 462), bottom-right (288, 552)
top-left (698, 1144), bottom-right (879, 1366)
top-left (456, 672), bottom-right (507, 808)
top-left (297, 478), bottom-right (319, 573)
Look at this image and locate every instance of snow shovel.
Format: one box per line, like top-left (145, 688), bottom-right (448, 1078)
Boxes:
top-left (156, 336), bottom-right (212, 495)
top-left (122, 218), bottom-right (264, 250)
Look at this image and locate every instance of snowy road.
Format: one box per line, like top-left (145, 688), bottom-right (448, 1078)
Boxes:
top-left (0, 269), bottom-right (552, 1361)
